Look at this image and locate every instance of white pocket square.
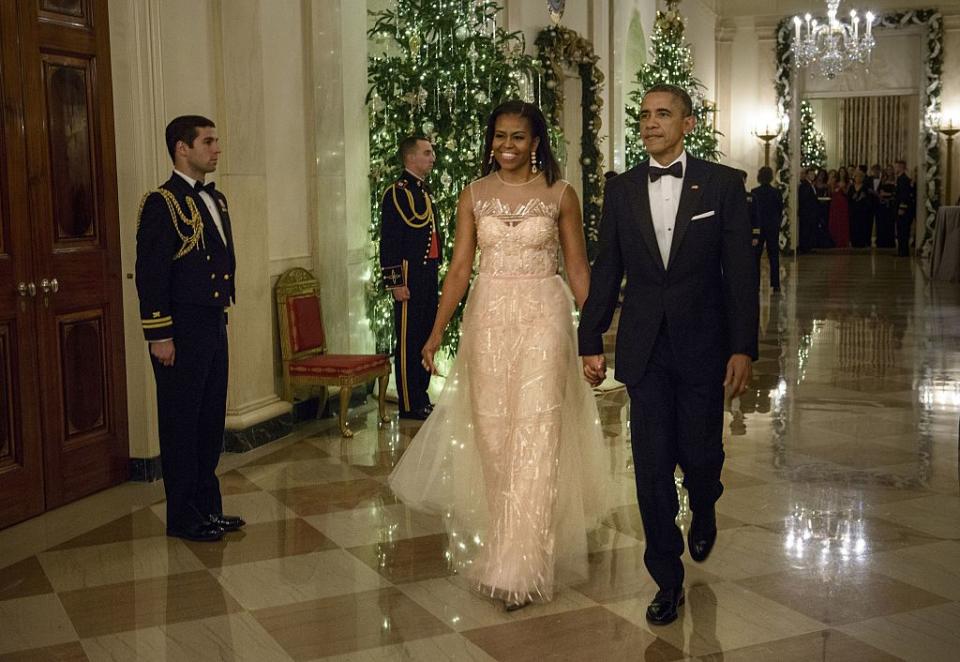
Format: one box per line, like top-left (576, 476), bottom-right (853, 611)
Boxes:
top-left (691, 210), bottom-right (716, 221)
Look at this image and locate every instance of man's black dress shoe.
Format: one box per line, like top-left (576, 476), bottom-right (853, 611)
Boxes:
top-left (646, 587), bottom-right (684, 625)
top-left (208, 513), bottom-right (245, 532)
top-left (399, 407), bottom-right (430, 420)
top-left (688, 518), bottom-right (718, 563)
top-left (167, 522), bottom-right (225, 542)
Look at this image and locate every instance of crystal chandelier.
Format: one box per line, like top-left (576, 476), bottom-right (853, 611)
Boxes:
top-left (791, 1), bottom-right (876, 79)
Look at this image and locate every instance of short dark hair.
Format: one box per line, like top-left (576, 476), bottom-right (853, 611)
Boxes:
top-left (165, 115), bottom-right (215, 162)
top-left (895, 159), bottom-right (907, 167)
top-left (481, 100), bottom-right (562, 186)
top-left (758, 166), bottom-right (774, 185)
top-left (398, 135), bottom-right (429, 167)
top-left (644, 84), bottom-right (693, 117)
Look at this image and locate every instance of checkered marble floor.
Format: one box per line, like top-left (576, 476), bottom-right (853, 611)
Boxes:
top-left (1, 252), bottom-right (958, 661)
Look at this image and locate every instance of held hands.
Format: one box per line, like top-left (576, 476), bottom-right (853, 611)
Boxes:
top-left (582, 354), bottom-right (606, 388)
top-left (391, 286), bottom-right (411, 302)
top-left (421, 334), bottom-right (442, 375)
top-left (150, 339), bottom-right (175, 367)
top-left (724, 353), bottom-right (752, 396)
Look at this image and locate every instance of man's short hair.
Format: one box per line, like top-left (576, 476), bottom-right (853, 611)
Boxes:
top-left (758, 166), bottom-right (774, 185)
top-left (643, 84), bottom-right (693, 117)
top-left (165, 115), bottom-right (215, 162)
top-left (398, 135), bottom-right (429, 167)
top-left (895, 159), bottom-right (907, 167)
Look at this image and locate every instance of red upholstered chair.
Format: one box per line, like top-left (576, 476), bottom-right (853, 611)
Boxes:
top-left (275, 267), bottom-right (390, 437)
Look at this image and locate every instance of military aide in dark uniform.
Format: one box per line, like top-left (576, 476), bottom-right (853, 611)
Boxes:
top-left (893, 159), bottom-right (915, 257)
top-left (135, 115), bottom-right (244, 542)
top-left (380, 136), bottom-right (441, 420)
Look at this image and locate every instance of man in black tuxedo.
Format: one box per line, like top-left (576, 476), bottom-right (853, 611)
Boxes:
top-left (578, 85), bottom-right (758, 625)
top-left (797, 168), bottom-right (819, 253)
top-left (751, 166), bottom-right (784, 292)
top-left (136, 115), bottom-right (244, 542)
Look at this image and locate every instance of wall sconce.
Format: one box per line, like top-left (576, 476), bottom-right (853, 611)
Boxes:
top-left (752, 121), bottom-right (782, 169)
top-left (937, 111), bottom-right (959, 204)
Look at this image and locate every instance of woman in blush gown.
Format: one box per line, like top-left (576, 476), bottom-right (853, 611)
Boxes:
top-left (388, 100), bottom-right (612, 611)
top-left (828, 169), bottom-right (851, 248)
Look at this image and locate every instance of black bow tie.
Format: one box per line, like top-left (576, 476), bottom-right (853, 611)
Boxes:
top-left (194, 180), bottom-right (216, 195)
top-left (649, 162), bottom-right (683, 182)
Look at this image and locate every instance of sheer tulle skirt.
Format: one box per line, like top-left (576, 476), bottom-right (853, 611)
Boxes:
top-left (387, 274), bottom-right (612, 605)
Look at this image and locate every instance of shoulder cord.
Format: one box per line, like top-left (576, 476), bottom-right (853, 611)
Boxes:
top-left (391, 185), bottom-right (435, 229)
top-left (138, 190), bottom-right (206, 260)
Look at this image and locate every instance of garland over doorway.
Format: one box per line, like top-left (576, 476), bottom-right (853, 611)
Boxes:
top-left (535, 24), bottom-right (605, 259)
top-left (775, 10), bottom-right (943, 254)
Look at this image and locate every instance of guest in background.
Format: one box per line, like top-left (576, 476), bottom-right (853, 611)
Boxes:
top-left (849, 169), bottom-right (875, 248)
top-left (814, 169), bottom-right (832, 248)
top-left (869, 164), bottom-right (882, 191)
top-left (604, 170), bottom-right (618, 181)
top-left (798, 168), bottom-right (819, 253)
top-left (751, 166), bottom-right (783, 292)
top-left (828, 169), bottom-right (850, 248)
top-left (894, 159), bottom-right (914, 257)
top-left (876, 166), bottom-right (897, 248)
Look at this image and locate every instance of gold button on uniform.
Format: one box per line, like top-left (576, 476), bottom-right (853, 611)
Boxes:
top-left (213, 292), bottom-right (220, 298)
top-left (210, 273), bottom-right (216, 279)
top-left (224, 274), bottom-right (230, 280)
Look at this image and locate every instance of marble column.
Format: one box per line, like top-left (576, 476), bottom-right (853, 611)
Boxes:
top-left (214, 0), bottom-right (293, 449)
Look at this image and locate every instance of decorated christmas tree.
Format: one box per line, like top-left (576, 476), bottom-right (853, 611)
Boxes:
top-left (366, 0), bottom-right (537, 357)
top-left (624, 0), bottom-right (721, 165)
top-left (799, 100), bottom-right (827, 170)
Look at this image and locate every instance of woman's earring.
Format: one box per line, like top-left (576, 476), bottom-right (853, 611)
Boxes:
top-left (489, 149), bottom-right (496, 165)
top-left (530, 150), bottom-right (539, 174)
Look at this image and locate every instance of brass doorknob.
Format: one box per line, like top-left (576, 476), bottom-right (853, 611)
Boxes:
top-left (40, 277), bottom-right (59, 294)
top-left (17, 281), bottom-right (37, 297)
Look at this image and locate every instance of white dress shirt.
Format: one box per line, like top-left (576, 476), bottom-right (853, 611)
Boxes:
top-left (174, 170), bottom-right (227, 246)
top-left (648, 151), bottom-right (687, 268)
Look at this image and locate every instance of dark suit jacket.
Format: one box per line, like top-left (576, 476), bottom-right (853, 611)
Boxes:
top-left (135, 173), bottom-right (236, 341)
top-left (578, 156), bottom-right (759, 385)
top-left (751, 184), bottom-right (784, 240)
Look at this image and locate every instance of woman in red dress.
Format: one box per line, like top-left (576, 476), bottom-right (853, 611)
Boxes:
top-left (828, 169), bottom-right (850, 248)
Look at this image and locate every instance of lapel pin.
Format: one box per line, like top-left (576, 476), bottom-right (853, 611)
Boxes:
top-left (690, 185), bottom-right (700, 190)
top-left (218, 199), bottom-right (227, 212)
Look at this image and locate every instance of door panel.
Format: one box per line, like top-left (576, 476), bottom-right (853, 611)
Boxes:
top-left (19, 0), bottom-right (127, 508)
top-left (0, 0), bottom-right (45, 529)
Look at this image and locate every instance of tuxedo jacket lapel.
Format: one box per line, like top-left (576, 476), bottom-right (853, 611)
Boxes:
top-left (626, 164), bottom-right (666, 272)
top-left (668, 156), bottom-right (706, 267)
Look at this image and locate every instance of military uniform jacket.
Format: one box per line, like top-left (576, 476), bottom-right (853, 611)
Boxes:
top-left (135, 173), bottom-right (237, 341)
top-left (379, 170), bottom-right (443, 289)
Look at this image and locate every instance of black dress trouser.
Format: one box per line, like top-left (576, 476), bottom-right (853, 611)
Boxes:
top-left (627, 321), bottom-right (725, 590)
top-left (393, 261), bottom-right (438, 413)
top-left (151, 303), bottom-right (228, 532)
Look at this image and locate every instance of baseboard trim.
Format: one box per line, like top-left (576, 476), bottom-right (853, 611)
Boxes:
top-left (222, 411), bottom-right (295, 453)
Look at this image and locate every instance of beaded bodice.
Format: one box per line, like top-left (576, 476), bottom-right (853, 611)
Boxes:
top-left (470, 173), bottom-right (568, 278)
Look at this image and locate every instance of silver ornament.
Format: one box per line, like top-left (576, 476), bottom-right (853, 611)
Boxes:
top-left (422, 120), bottom-right (435, 134)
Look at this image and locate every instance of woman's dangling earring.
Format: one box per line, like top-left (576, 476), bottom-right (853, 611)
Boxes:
top-left (489, 149), bottom-right (496, 166)
top-left (530, 149), bottom-right (539, 174)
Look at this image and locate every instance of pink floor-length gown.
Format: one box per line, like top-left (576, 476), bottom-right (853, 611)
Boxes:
top-left (388, 172), bottom-right (613, 605)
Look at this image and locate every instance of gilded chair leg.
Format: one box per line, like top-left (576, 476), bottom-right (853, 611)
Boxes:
top-left (378, 374), bottom-right (390, 425)
top-left (339, 386), bottom-right (353, 438)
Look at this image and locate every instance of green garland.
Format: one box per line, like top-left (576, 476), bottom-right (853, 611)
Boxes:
top-left (775, 10), bottom-right (943, 254)
top-left (534, 25), bottom-right (605, 259)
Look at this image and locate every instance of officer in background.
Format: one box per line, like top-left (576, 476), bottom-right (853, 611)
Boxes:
top-left (380, 136), bottom-right (441, 420)
top-left (751, 166), bottom-right (784, 293)
top-left (135, 115), bottom-right (244, 542)
top-left (894, 159), bottom-right (915, 257)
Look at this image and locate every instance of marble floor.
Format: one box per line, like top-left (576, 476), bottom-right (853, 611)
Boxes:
top-left (1, 252), bottom-right (958, 661)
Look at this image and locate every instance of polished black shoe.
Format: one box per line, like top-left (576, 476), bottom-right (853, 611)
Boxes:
top-left (399, 407), bottom-right (430, 420)
top-left (688, 517), bottom-right (718, 563)
top-left (504, 599), bottom-right (531, 612)
top-left (646, 587), bottom-right (684, 625)
top-left (167, 522), bottom-right (225, 542)
top-left (208, 513), bottom-right (245, 532)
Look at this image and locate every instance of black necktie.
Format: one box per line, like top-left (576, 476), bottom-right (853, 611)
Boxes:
top-left (649, 162), bottom-right (683, 182)
top-left (194, 180), bottom-right (216, 195)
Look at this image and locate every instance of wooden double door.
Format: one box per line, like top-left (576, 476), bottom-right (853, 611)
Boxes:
top-left (0, 0), bottom-right (128, 529)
